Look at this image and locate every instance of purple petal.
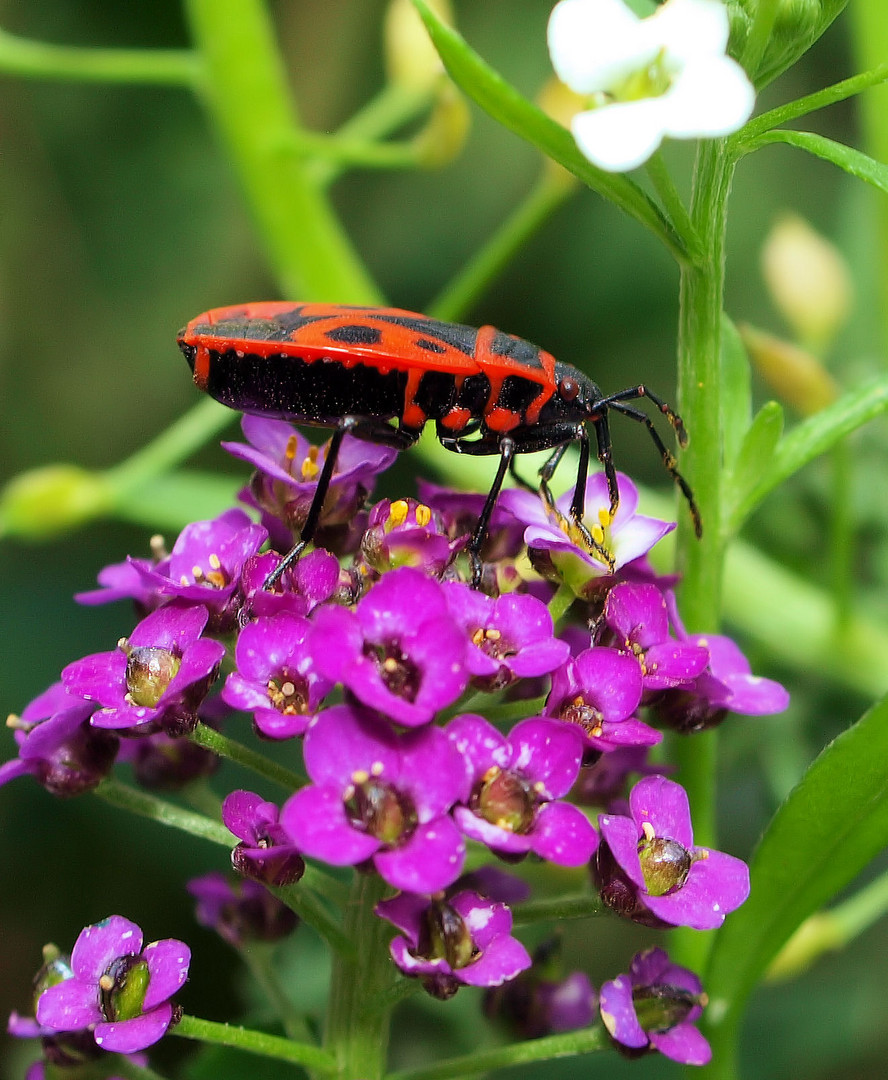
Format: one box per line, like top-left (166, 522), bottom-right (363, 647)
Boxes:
top-left (94, 1004), bottom-right (173, 1052)
top-left (644, 849), bottom-right (750, 930)
top-left (62, 651), bottom-right (128, 707)
top-left (36, 979), bottom-right (102, 1031)
top-left (375, 893), bottom-right (429, 942)
top-left (605, 583), bottom-right (669, 648)
top-left (389, 936), bottom-right (448, 976)
top-left (451, 891), bottom-right (514, 948)
top-left (281, 784), bottom-right (380, 865)
top-left (446, 713), bottom-right (510, 782)
top-left (373, 816), bottom-right (465, 893)
top-left (531, 801), bottom-right (599, 866)
top-left (71, 916), bottom-right (142, 980)
top-left (457, 935), bottom-right (532, 987)
top-left (302, 707), bottom-right (401, 789)
top-left (629, 776), bottom-right (694, 848)
top-left (650, 1024), bottom-right (712, 1065)
top-left (452, 805), bottom-right (533, 855)
top-left (129, 604), bottom-right (209, 651)
top-left (643, 642), bottom-right (710, 689)
top-left (221, 789), bottom-right (271, 841)
top-left (598, 812), bottom-right (646, 889)
top-left (507, 718), bottom-right (583, 798)
top-left (397, 725), bottom-right (471, 820)
top-left (142, 939), bottom-right (191, 1010)
top-left (599, 974), bottom-right (647, 1048)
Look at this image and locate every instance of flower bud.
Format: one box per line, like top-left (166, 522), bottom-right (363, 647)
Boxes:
top-left (384, 0), bottom-right (452, 92)
top-left (740, 323), bottom-right (839, 416)
top-left (762, 214), bottom-right (852, 352)
top-left (0, 464), bottom-right (112, 539)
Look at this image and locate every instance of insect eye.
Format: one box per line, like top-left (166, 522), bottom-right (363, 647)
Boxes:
top-left (559, 376), bottom-right (580, 402)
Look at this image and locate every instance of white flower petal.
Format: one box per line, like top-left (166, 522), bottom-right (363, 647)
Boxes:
top-left (548, 0), bottom-right (658, 94)
top-left (651, 0), bottom-right (730, 62)
top-left (663, 56), bottom-right (754, 137)
top-left (572, 100), bottom-right (668, 172)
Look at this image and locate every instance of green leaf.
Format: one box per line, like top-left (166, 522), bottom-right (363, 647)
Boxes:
top-left (704, 693), bottom-right (888, 1064)
top-left (723, 400), bottom-right (784, 534)
top-left (726, 373), bottom-right (888, 530)
top-left (409, 0), bottom-right (688, 262)
top-left (740, 129), bottom-right (888, 195)
top-left (720, 313), bottom-right (753, 470)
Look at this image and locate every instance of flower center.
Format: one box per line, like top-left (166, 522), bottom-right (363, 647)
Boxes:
top-left (558, 694), bottom-right (604, 738)
top-left (122, 643), bottom-right (181, 707)
top-left (610, 49), bottom-right (674, 102)
top-left (366, 642), bottom-right (421, 702)
top-left (637, 825), bottom-right (692, 896)
top-left (632, 983), bottom-right (703, 1033)
top-left (300, 444), bottom-right (321, 482)
top-left (471, 766), bottom-right (537, 833)
top-left (470, 626), bottom-right (514, 662)
top-left (417, 899), bottom-right (478, 971)
top-left (98, 955), bottom-right (150, 1023)
top-left (181, 551), bottom-right (227, 588)
top-left (266, 673), bottom-right (309, 715)
top-left (344, 771), bottom-right (418, 846)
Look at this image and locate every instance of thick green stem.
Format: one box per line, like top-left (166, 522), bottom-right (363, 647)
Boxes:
top-left (183, 0), bottom-right (381, 303)
top-left (324, 872), bottom-right (395, 1080)
top-left (173, 1013), bottom-right (336, 1072)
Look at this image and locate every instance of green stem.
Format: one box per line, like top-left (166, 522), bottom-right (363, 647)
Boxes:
top-left (94, 777), bottom-right (232, 847)
top-left (387, 1027), bottom-right (608, 1080)
top-left (829, 440), bottom-right (853, 631)
top-left (293, 129), bottom-right (424, 170)
top-left (548, 582), bottom-right (576, 624)
top-left (512, 892), bottom-right (604, 925)
top-left (324, 873), bottom-right (395, 1080)
top-left (182, 0), bottom-right (381, 303)
top-left (189, 721), bottom-right (305, 792)
top-left (645, 152), bottom-right (704, 265)
top-left (172, 1013), bottom-right (336, 1072)
top-left (0, 26), bottom-right (199, 84)
top-left (428, 169), bottom-right (577, 323)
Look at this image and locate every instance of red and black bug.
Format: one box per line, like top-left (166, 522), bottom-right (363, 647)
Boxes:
top-left (178, 301), bottom-right (700, 586)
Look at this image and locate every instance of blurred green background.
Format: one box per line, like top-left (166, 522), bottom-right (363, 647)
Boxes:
top-left (1, 2), bottom-right (887, 1078)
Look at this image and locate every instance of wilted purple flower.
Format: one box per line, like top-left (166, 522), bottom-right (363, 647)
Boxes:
top-left (8, 1009), bottom-right (145, 1080)
top-left (281, 704), bottom-right (467, 893)
top-left (650, 631), bottom-right (790, 732)
top-left (36, 916), bottom-right (190, 1053)
top-left (546, 647), bottom-right (660, 751)
top-left (188, 872), bottom-right (298, 947)
top-left (131, 509), bottom-right (267, 628)
top-left (222, 789), bottom-right (305, 886)
top-left (600, 947), bottom-right (710, 1065)
top-left (310, 567), bottom-right (468, 727)
top-left (0, 683), bottom-right (117, 796)
top-left (360, 497), bottom-right (466, 576)
top-left (602, 583), bottom-right (709, 691)
top-left (447, 714), bottom-right (598, 866)
top-left (499, 473), bottom-right (673, 595)
top-left (376, 890), bottom-right (531, 999)
top-left (222, 612), bottom-right (333, 739)
top-left (443, 583), bottom-right (570, 691)
top-left (595, 775), bottom-right (749, 929)
top-left (62, 603), bottom-right (225, 734)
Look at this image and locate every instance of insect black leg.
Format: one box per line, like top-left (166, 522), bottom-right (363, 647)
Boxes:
top-left (590, 410), bottom-right (620, 517)
top-left (609, 399), bottom-right (702, 537)
top-left (262, 418), bottom-right (357, 591)
top-left (601, 384), bottom-right (689, 448)
top-left (468, 436), bottom-right (515, 588)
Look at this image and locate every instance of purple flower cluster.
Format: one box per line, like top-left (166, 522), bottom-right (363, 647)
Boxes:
top-left (4, 417), bottom-right (792, 1069)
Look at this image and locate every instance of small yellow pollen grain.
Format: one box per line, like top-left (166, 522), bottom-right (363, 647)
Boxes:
top-left (123, 692), bottom-right (136, 706)
top-left (179, 574), bottom-right (190, 586)
top-left (351, 769), bottom-right (369, 785)
top-left (471, 628), bottom-right (486, 647)
top-left (150, 534), bottom-right (167, 559)
top-left (192, 564), bottom-right (205, 581)
top-left (415, 503), bottom-right (432, 527)
top-left (280, 681), bottom-right (296, 697)
top-left (116, 637), bottom-right (130, 652)
top-left (284, 434), bottom-right (299, 462)
top-left (383, 657), bottom-right (400, 673)
top-left (6, 713), bottom-right (22, 730)
top-left (99, 974), bottom-right (115, 992)
top-left (485, 628), bottom-right (501, 642)
top-left (301, 446), bottom-right (321, 481)
top-left (208, 553), bottom-right (222, 570)
top-left (598, 507), bottom-right (613, 528)
top-left (591, 523), bottom-right (605, 545)
top-left (533, 781), bottom-right (546, 794)
top-left (370, 760), bottom-right (385, 777)
top-left (388, 499), bottom-right (409, 528)
top-left (641, 821), bottom-right (656, 842)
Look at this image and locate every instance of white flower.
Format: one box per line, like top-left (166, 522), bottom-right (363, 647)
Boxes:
top-left (547, 0), bottom-right (755, 172)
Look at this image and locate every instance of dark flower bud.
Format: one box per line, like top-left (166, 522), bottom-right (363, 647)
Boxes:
top-left (417, 898), bottom-right (477, 971)
top-left (633, 982), bottom-right (703, 1033)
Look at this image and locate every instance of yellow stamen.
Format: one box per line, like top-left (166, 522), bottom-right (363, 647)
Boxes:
top-left (415, 503), bottom-right (432, 527)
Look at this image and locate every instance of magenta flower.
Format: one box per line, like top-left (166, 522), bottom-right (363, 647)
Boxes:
top-left (376, 890), bottom-right (531, 999)
top-left (360, 497), bottom-right (466, 576)
top-left (281, 705), bottom-right (467, 892)
top-left (310, 567), bottom-right (468, 727)
top-left (499, 472), bottom-right (673, 594)
top-left (239, 548), bottom-right (341, 619)
top-left (443, 583), bottom-right (570, 691)
top-left (447, 714), bottom-right (598, 866)
top-left (62, 603), bottom-right (225, 733)
top-left (602, 582), bottom-right (709, 691)
top-left (596, 775), bottom-right (749, 929)
top-left (188, 872), bottom-right (298, 947)
top-left (222, 789), bottom-right (305, 886)
top-left (546, 646), bottom-right (660, 751)
top-left (416, 479), bottom-right (527, 564)
top-left (222, 612), bottom-right (333, 739)
top-left (36, 916), bottom-right (190, 1053)
top-left (0, 683), bottom-right (117, 796)
top-left (600, 947), bottom-right (710, 1065)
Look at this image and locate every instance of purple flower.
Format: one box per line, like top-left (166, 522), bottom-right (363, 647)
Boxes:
top-left (443, 583), bottom-right (570, 691)
top-left (0, 683), bottom-right (117, 796)
top-left (281, 704), bottom-right (467, 893)
top-left (310, 567), bottom-right (468, 727)
top-left (602, 582), bottom-right (709, 691)
top-left (447, 714), bottom-right (598, 866)
top-left (417, 479), bottom-right (527, 563)
top-left (62, 603), bottom-right (225, 733)
top-left (360, 497), bottom-right (466, 576)
top-left (595, 775), bottom-right (749, 929)
top-left (499, 473), bottom-right (673, 595)
top-left (75, 553), bottom-right (163, 611)
top-left (600, 948), bottom-right (710, 1065)
top-left (239, 548), bottom-right (341, 619)
top-left (188, 872), bottom-right (298, 947)
top-left (132, 509), bottom-right (267, 628)
top-left (36, 916), bottom-right (190, 1053)
top-left (376, 890), bottom-right (531, 999)
top-left (546, 647), bottom-right (660, 751)
top-left (222, 612), bottom-right (333, 739)
top-left (222, 789), bottom-right (305, 886)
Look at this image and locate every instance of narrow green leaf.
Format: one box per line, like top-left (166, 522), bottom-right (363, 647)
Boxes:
top-left (728, 373), bottom-right (888, 529)
top-left (723, 401), bottom-right (783, 534)
top-left (410, 0), bottom-right (688, 263)
top-left (720, 313), bottom-right (753, 470)
top-left (705, 693), bottom-right (888, 1061)
top-left (741, 129), bottom-right (888, 195)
